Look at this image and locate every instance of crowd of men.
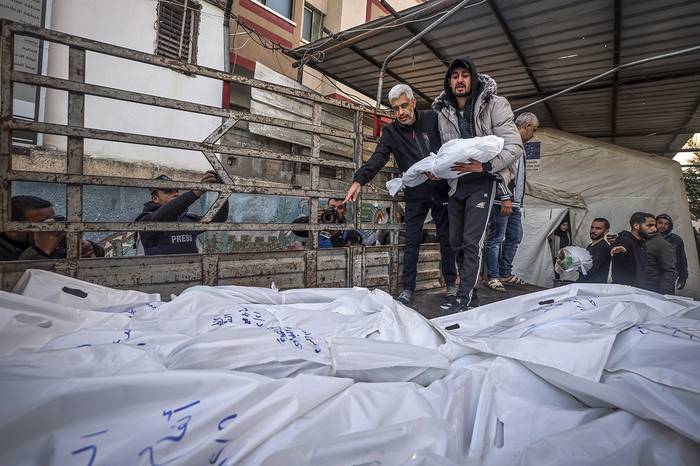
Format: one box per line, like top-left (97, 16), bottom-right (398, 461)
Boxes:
top-left (579, 212), bottom-right (688, 294)
top-left (0, 56), bottom-right (692, 307)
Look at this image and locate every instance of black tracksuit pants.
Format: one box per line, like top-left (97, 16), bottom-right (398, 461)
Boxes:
top-left (403, 198), bottom-right (457, 292)
top-left (449, 177), bottom-right (497, 306)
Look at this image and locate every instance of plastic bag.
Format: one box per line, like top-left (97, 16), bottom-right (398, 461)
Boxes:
top-left (386, 136), bottom-right (504, 196)
top-left (555, 246), bottom-right (593, 276)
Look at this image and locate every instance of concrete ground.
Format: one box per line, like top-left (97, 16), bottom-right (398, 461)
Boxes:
top-left (410, 281), bottom-right (543, 320)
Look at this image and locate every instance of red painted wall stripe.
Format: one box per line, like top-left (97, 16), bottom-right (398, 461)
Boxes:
top-left (240, 0), bottom-right (295, 34)
top-left (325, 92), bottom-right (356, 104)
top-left (222, 81), bottom-right (231, 108)
top-left (238, 15), bottom-right (293, 49)
top-left (230, 53), bottom-right (256, 72)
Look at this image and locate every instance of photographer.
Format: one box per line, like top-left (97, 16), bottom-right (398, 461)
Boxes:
top-left (292, 198), bottom-right (362, 249)
top-left (135, 171), bottom-right (229, 255)
top-left (0, 195), bottom-right (104, 260)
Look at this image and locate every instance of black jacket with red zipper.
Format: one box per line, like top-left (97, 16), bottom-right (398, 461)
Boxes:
top-left (353, 109), bottom-right (449, 202)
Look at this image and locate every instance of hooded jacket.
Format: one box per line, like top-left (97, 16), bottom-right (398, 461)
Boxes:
top-left (432, 57), bottom-right (524, 197)
top-left (656, 214), bottom-right (688, 280)
top-left (644, 234), bottom-right (678, 294)
top-left (611, 230), bottom-right (646, 288)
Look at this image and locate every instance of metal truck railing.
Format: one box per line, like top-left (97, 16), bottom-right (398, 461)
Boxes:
top-left (0, 20), bottom-right (444, 295)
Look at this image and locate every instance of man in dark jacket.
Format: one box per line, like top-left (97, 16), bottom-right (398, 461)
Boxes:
top-left (344, 84), bottom-right (456, 307)
top-left (135, 171), bottom-right (229, 255)
top-left (656, 214), bottom-right (688, 290)
top-left (431, 57), bottom-right (523, 311)
top-left (578, 218), bottom-right (612, 284)
top-left (644, 231), bottom-right (678, 294)
top-left (1, 195), bottom-right (104, 260)
top-left (611, 212), bottom-right (656, 287)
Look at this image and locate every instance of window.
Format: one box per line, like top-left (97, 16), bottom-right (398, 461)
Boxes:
top-left (258, 0), bottom-right (294, 20)
top-left (302, 4), bottom-right (324, 42)
top-left (155, 0), bottom-right (201, 63)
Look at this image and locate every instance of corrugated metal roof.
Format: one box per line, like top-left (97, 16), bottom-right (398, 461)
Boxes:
top-left (288, 0), bottom-right (700, 156)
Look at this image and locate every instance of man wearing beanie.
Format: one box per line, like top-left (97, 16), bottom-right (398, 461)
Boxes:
top-left (656, 214), bottom-right (689, 290)
top-left (431, 57), bottom-right (523, 311)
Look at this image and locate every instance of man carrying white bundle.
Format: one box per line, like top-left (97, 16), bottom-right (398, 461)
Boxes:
top-left (431, 57), bottom-right (524, 311)
top-left (344, 84), bottom-right (457, 308)
top-left (385, 135), bottom-right (504, 196)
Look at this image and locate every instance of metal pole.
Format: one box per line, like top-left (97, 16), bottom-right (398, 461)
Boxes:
top-left (375, 0), bottom-right (474, 109)
top-left (516, 44), bottom-right (700, 112)
top-left (0, 21), bottom-right (14, 232)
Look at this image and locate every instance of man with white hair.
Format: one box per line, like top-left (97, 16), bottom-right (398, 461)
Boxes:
top-left (483, 112), bottom-right (539, 291)
top-left (345, 84), bottom-right (456, 308)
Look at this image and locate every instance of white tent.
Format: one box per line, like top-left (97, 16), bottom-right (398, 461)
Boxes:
top-left (512, 129), bottom-right (699, 299)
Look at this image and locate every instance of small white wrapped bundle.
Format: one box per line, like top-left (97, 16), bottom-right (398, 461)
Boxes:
top-left (386, 135), bottom-right (504, 196)
top-left (555, 246), bottom-right (594, 276)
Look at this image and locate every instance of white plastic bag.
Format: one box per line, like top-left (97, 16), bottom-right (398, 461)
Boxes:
top-left (386, 136), bottom-right (504, 196)
top-left (555, 246), bottom-right (593, 276)
top-left (13, 269), bottom-right (160, 310)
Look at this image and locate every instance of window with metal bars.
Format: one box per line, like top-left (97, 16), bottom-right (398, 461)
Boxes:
top-left (155, 0), bottom-right (201, 63)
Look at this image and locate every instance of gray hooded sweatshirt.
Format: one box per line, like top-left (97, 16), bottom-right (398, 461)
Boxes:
top-left (432, 57), bottom-right (524, 197)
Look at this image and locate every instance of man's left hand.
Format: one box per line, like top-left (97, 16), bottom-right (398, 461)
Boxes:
top-left (677, 277), bottom-right (686, 290)
top-left (451, 159), bottom-right (483, 174)
top-left (81, 240), bottom-right (96, 258)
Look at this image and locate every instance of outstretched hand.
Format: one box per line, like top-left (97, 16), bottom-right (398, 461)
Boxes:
top-left (610, 246), bottom-right (626, 256)
top-left (344, 181), bottom-right (362, 203)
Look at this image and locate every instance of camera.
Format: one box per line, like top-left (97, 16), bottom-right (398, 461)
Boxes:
top-left (320, 207), bottom-right (338, 224)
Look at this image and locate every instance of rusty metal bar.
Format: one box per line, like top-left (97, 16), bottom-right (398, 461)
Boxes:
top-left (309, 102), bottom-right (321, 247)
top-left (12, 71), bottom-right (356, 139)
top-left (5, 119), bottom-right (358, 169)
top-left (65, 47), bottom-right (86, 263)
top-left (201, 254), bottom-right (219, 286)
top-left (352, 111), bottom-right (363, 228)
top-left (0, 24), bottom-right (13, 231)
top-left (2, 220), bottom-right (409, 233)
top-left (199, 192), bottom-right (229, 223)
top-left (305, 102), bottom-right (322, 287)
top-left (351, 245), bottom-right (363, 287)
top-left (203, 117), bottom-right (239, 144)
top-left (7, 171), bottom-right (399, 202)
top-left (4, 221), bottom-right (357, 233)
top-left (201, 149), bottom-right (234, 185)
top-left (3, 20), bottom-right (391, 116)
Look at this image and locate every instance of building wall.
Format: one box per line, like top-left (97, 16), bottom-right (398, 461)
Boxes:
top-left (231, 0), bottom-right (422, 103)
top-left (42, 0), bottom-right (225, 171)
